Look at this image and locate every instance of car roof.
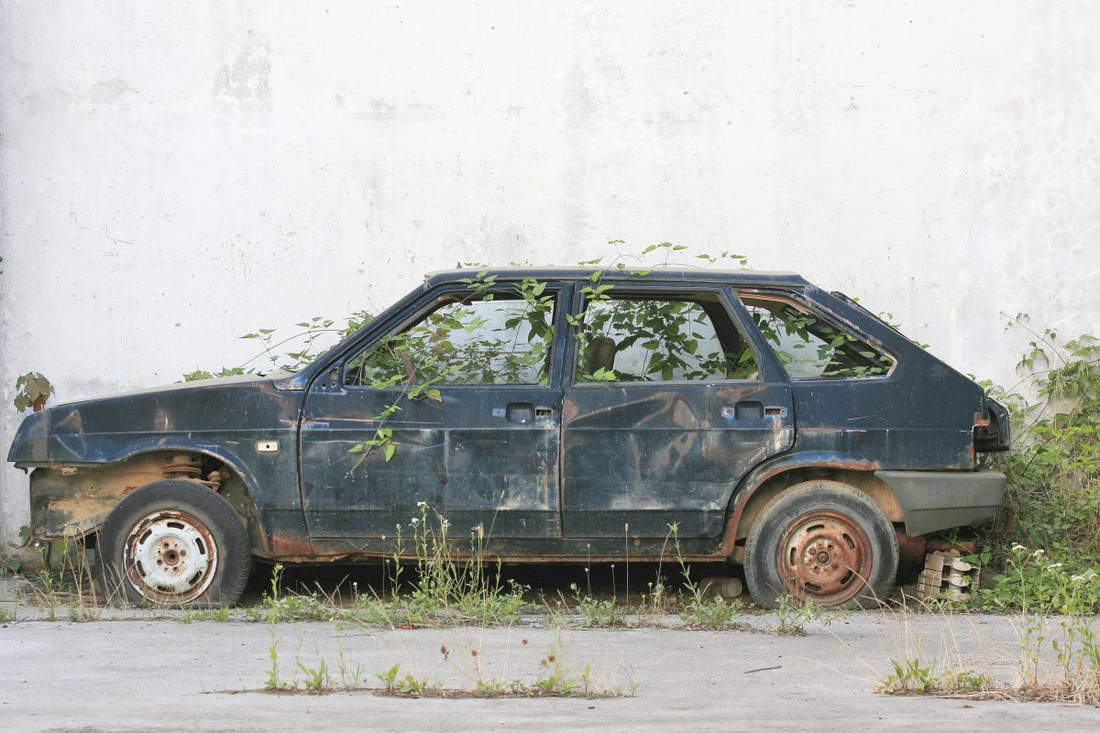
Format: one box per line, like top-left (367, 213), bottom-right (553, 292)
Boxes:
top-left (424, 266), bottom-right (810, 288)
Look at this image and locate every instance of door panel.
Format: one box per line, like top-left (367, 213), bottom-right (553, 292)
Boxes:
top-left (300, 386), bottom-right (562, 539)
top-left (562, 382), bottom-right (792, 538)
top-left (561, 286), bottom-right (793, 539)
top-left (299, 284), bottom-right (566, 542)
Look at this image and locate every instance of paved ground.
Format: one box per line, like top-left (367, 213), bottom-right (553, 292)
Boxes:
top-left (1, 611), bottom-right (1098, 732)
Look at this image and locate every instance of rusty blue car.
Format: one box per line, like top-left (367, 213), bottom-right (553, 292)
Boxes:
top-left (7, 267), bottom-right (1009, 607)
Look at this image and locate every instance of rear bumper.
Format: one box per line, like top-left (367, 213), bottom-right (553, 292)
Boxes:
top-left (875, 470), bottom-right (1006, 536)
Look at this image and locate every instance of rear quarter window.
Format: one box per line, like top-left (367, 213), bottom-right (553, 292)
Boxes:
top-left (739, 294), bottom-right (894, 379)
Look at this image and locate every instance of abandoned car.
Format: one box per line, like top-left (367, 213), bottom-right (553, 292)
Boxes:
top-left (7, 267), bottom-right (1010, 608)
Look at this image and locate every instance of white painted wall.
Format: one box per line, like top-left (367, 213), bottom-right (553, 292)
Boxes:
top-left (2, 1), bottom-right (1097, 549)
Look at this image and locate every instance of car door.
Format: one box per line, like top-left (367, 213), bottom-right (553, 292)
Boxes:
top-left (299, 280), bottom-right (568, 543)
top-left (561, 284), bottom-right (794, 539)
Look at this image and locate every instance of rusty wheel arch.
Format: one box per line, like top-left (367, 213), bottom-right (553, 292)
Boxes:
top-left (720, 457), bottom-right (904, 562)
top-left (28, 449), bottom-right (267, 553)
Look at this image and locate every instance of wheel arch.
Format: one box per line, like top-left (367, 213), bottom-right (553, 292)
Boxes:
top-left (721, 452), bottom-right (904, 560)
top-left (28, 445), bottom-right (268, 554)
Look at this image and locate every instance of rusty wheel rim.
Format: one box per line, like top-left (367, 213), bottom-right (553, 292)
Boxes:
top-left (123, 510), bottom-right (218, 604)
top-left (775, 510), bottom-right (872, 605)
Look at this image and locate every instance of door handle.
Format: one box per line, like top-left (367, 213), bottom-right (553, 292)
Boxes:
top-left (729, 401), bottom-right (763, 421)
top-left (496, 403), bottom-right (554, 424)
top-left (722, 402), bottom-right (788, 421)
top-left (504, 402), bottom-right (535, 424)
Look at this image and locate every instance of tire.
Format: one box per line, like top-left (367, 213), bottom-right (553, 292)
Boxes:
top-left (97, 480), bottom-right (251, 608)
top-left (744, 480), bottom-right (899, 609)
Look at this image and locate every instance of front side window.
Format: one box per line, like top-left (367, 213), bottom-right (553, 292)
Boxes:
top-left (345, 291), bottom-right (556, 387)
top-left (574, 295), bottom-right (759, 383)
top-left (740, 294), bottom-right (894, 379)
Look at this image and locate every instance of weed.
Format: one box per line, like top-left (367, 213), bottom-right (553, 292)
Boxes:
top-left (668, 523), bottom-right (746, 630)
top-left (395, 672), bottom-right (438, 696)
top-left (264, 565), bottom-right (286, 691)
top-left (975, 544), bottom-right (1100, 615)
top-left (877, 658), bottom-right (990, 695)
top-left (377, 663), bottom-right (401, 693)
top-left (773, 594), bottom-right (831, 636)
top-left (879, 556), bottom-right (1100, 705)
top-left (296, 657), bottom-right (332, 693)
top-left (374, 663), bottom-right (437, 696)
top-left (682, 596), bottom-right (746, 630)
top-left (336, 646), bottom-right (364, 688)
top-left (567, 584), bottom-right (626, 627)
top-left (973, 318), bottom-right (1100, 613)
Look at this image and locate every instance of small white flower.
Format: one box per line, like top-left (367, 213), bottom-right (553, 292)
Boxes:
top-left (410, 517), bottom-right (420, 526)
top-left (1071, 575), bottom-right (1085, 583)
top-left (417, 501), bottom-right (428, 509)
top-left (1046, 563), bottom-right (1063, 570)
top-left (1011, 543), bottom-right (1028, 553)
top-left (1032, 549), bottom-right (1045, 558)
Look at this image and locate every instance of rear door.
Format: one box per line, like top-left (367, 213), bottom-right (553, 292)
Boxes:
top-left (299, 281), bottom-right (567, 541)
top-left (561, 284), bottom-right (794, 539)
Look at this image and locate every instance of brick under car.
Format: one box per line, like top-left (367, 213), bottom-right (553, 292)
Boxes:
top-left (8, 268), bottom-right (1009, 608)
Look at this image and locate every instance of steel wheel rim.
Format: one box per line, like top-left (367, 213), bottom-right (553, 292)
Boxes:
top-left (124, 510), bottom-right (218, 604)
top-left (775, 510), bottom-right (872, 605)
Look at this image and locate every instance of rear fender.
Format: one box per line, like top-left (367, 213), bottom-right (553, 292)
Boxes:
top-left (718, 451), bottom-right (884, 557)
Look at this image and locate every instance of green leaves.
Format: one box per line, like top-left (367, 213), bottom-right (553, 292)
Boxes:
top-left (13, 371), bottom-right (54, 413)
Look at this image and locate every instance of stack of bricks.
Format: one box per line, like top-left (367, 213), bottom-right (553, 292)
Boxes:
top-left (917, 549), bottom-right (979, 601)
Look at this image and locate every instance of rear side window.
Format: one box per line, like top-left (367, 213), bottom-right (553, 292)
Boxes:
top-left (574, 294), bottom-right (759, 383)
top-left (740, 295), bottom-right (894, 379)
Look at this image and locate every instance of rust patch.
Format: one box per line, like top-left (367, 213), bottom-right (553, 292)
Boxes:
top-left (776, 509), bottom-right (873, 605)
top-left (895, 531), bottom-right (927, 564)
top-left (265, 533), bottom-right (315, 559)
top-left (29, 454), bottom-right (228, 541)
top-left (31, 459), bottom-right (164, 539)
top-left (160, 453), bottom-right (203, 480)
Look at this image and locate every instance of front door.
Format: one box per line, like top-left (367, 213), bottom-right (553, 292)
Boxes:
top-left (300, 283), bottom-right (565, 543)
top-left (561, 286), bottom-right (794, 539)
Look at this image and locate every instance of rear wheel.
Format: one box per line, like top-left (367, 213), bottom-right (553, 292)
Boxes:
top-left (97, 480), bottom-right (251, 607)
top-left (744, 480), bottom-right (898, 609)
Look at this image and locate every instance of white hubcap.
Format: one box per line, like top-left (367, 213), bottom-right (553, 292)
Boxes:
top-left (125, 511), bottom-right (217, 602)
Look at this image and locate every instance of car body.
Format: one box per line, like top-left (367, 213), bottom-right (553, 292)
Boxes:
top-left (7, 267), bottom-right (1010, 607)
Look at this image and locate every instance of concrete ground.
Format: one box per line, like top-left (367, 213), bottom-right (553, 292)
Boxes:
top-left (1, 611), bottom-right (1098, 732)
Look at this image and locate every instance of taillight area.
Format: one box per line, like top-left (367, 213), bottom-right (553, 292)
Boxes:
top-left (974, 397), bottom-right (1011, 452)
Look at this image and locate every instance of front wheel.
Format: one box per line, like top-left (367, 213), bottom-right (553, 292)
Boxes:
top-left (97, 480), bottom-right (251, 607)
top-left (744, 480), bottom-right (899, 609)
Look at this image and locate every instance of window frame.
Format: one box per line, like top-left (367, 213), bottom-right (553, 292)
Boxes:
top-left (341, 282), bottom-right (568, 390)
top-left (735, 289), bottom-right (899, 383)
top-left (565, 283), bottom-right (768, 387)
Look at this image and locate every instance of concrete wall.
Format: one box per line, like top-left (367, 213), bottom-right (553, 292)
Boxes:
top-left (2, 1), bottom-right (1097, 549)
